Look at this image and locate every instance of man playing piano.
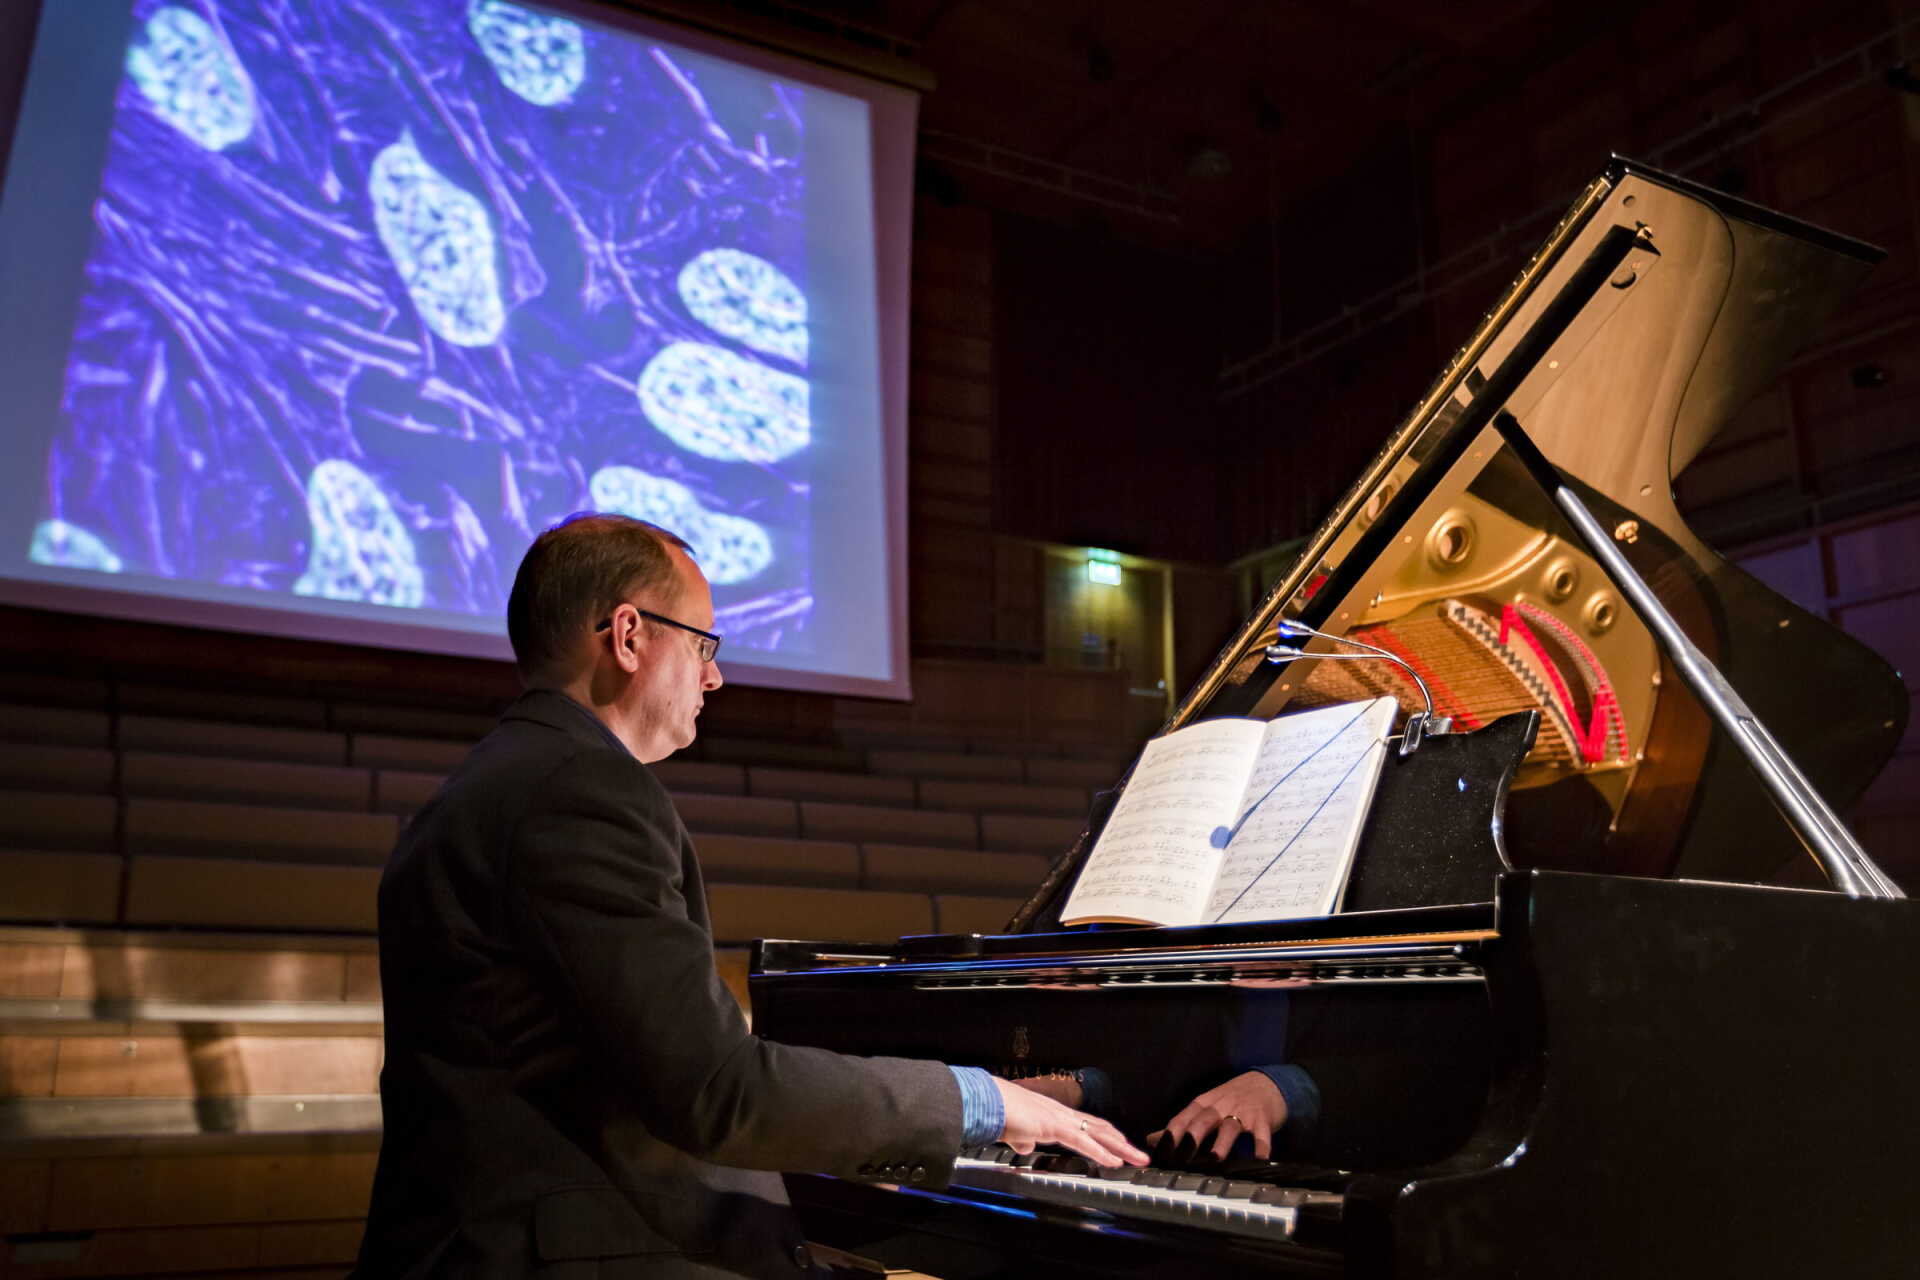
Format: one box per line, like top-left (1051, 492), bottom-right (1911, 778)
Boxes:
top-left (354, 513), bottom-right (1145, 1278)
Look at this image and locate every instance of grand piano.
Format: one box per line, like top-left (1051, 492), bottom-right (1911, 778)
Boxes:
top-left (750, 158), bottom-right (1920, 1278)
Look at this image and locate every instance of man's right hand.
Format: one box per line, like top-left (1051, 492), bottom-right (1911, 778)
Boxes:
top-left (993, 1077), bottom-right (1147, 1168)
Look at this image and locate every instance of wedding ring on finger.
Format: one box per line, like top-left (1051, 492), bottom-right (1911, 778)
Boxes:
top-left (1079, 1119), bottom-right (1089, 1132)
top-left (1224, 1113), bottom-right (1244, 1128)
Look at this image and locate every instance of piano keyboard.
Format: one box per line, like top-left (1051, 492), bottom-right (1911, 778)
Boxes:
top-left (945, 1149), bottom-right (1341, 1242)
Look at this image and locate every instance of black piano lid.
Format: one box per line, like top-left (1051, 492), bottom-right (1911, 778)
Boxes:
top-left (1011, 157), bottom-right (1906, 931)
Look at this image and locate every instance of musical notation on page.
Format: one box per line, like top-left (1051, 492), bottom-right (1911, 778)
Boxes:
top-left (1060, 698), bottom-right (1398, 928)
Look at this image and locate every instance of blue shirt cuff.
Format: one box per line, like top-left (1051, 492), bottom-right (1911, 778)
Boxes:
top-left (1255, 1063), bottom-right (1321, 1139)
top-left (949, 1066), bottom-right (1004, 1147)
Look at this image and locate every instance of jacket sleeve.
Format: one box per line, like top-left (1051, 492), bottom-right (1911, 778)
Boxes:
top-left (502, 747), bottom-right (965, 1180)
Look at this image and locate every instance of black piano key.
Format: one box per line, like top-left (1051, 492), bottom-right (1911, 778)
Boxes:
top-left (1251, 1185), bottom-right (1310, 1207)
top-left (1216, 1181), bottom-right (1262, 1199)
top-left (1149, 1132), bottom-right (1208, 1169)
top-left (992, 1147), bottom-right (1015, 1164)
top-left (1136, 1168), bottom-right (1177, 1188)
top-left (1169, 1172), bottom-right (1211, 1191)
top-left (1049, 1156), bottom-right (1095, 1176)
top-left (1094, 1165), bottom-right (1141, 1181)
top-left (1010, 1152), bottom-right (1043, 1167)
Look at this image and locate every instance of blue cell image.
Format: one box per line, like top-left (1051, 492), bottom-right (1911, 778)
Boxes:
top-left (293, 460), bottom-right (426, 607)
top-left (468, 0), bottom-right (586, 106)
top-left (637, 341), bottom-right (809, 463)
top-left (678, 248), bottom-right (807, 364)
top-left (370, 134), bottom-right (507, 347)
top-left (36, 1), bottom-right (814, 651)
top-left (125, 6), bottom-right (256, 151)
top-left (29, 521), bottom-right (124, 573)
top-left (590, 465), bottom-right (772, 584)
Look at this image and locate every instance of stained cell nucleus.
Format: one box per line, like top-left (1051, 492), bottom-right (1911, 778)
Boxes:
top-left (468, 0), bottom-right (586, 106)
top-left (125, 6), bottom-right (257, 151)
top-left (370, 135), bottom-right (506, 347)
top-left (677, 249), bottom-right (808, 364)
top-left (29, 521), bottom-right (123, 574)
top-left (636, 341), bottom-right (809, 464)
top-left (293, 460), bottom-right (425, 608)
top-left (590, 466), bottom-right (772, 585)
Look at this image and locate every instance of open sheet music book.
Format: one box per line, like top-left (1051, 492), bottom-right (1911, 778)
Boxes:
top-left (1060, 697), bottom-right (1400, 927)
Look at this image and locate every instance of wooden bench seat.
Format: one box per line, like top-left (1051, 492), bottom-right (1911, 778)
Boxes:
top-left (0, 703), bottom-right (111, 748)
top-left (798, 801), bottom-right (978, 849)
top-left (116, 683), bottom-right (330, 729)
top-left (346, 733), bottom-right (471, 773)
top-left (979, 813), bottom-right (1085, 855)
top-left (671, 792), bottom-right (801, 838)
top-left (694, 834), bottom-right (862, 888)
top-left (0, 744), bottom-right (114, 793)
top-left (700, 738), bottom-right (863, 772)
top-left (328, 702), bottom-right (495, 740)
top-left (0, 927), bottom-right (380, 1004)
top-left (0, 851), bottom-right (122, 926)
top-left (121, 752), bottom-right (370, 812)
top-left (370, 770), bottom-right (444, 815)
top-left (706, 884), bottom-right (935, 944)
top-left (124, 800), bottom-right (396, 866)
top-left (747, 766), bottom-right (917, 807)
top-left (648, 759), bottom-right (748, 795)
top-left (123, 857), bottom-right (381, 932)
top-left (119, 717), bottom-right (346, 767)
top-left (1, 1131), bottom-right (377, 1271)
top-left (917, 779), bottom-right (1091, 817)
top-left (866, 748), bottom-right (1025, 782)
top-left (0, 791), bottom-right (117, 852)
top-left (1023, 756), bottom-right (1123, 788)
top-left (0, 673), bottom-right (109, 710)
top-left (861, 844), bottom-right (1050, 895)
top-left (0, 1212), bottom-right (368, 1276)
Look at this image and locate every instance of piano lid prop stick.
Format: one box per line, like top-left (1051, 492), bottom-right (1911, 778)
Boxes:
top-left (1488, 409), bottom-right (1904, 901)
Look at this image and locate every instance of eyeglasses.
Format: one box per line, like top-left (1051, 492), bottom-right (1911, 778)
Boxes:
top-left (595, 607), bottom-right (723, 664)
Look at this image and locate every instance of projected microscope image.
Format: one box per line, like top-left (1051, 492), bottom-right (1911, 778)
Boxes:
top-left (31, 0), bottom-right (817, 651)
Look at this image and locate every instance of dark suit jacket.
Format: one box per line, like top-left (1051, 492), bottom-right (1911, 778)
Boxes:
top-left (354, 690), bottom-right (963, 1278)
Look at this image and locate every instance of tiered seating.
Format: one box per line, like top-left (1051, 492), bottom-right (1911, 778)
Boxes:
top-left (2, 689), bottom-right (1127, 942)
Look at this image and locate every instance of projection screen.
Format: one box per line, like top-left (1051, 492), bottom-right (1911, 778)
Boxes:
top-left (0, 0), bottom-right (916, 698)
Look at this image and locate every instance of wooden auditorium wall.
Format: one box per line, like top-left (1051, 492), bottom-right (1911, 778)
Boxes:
top-left (1212, 0), bottom-right (1920, 886)
top-left (901, 201), bottom-right (1238, 727)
